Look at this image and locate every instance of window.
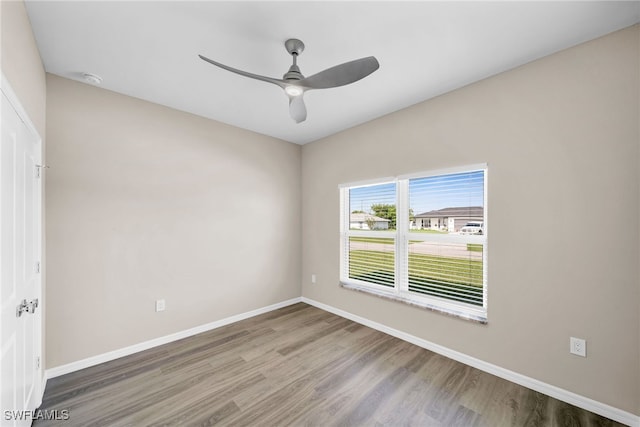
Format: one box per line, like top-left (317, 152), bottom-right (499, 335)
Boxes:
top-left (339, 166), bottom-right (487, 322)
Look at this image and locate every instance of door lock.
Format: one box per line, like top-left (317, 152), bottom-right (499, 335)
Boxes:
top-left (16, 298), bottom-right (38, 317)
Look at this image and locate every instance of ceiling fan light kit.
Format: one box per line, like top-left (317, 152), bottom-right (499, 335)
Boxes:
top-left (284, 85), bottom-right (304, 97)
top-left (199, 38), bottom-right (379, 123)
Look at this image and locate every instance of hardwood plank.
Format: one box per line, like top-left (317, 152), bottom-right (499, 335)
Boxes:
top-left (336, 366), bottom-right (413, 425)
top-left (34, 303), bottom-right (626, 427)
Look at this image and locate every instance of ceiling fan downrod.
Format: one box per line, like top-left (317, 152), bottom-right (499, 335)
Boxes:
top-left (284, 39), bottom-right (305, 81)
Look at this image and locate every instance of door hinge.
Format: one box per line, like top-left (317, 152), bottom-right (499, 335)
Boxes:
top-left (35, 261), bottom-right (40, 273)
top-left (36, 357), bottom-right (41, 369)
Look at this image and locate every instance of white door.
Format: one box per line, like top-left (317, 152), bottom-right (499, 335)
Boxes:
top-left (0, 75), bottom-right (43, 426)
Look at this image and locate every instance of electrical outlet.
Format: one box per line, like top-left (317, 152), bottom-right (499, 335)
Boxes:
top-left (155, 299), bottom-right (165, 312)
top-left (311, 274), bottom-right (317, 284)
top-left (570, 337), bottom-right (586, 357)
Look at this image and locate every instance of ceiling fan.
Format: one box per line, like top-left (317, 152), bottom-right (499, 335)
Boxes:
top-left (198, 39), bottom-right (379, 123)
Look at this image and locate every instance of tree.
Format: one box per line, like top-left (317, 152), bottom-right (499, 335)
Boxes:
top-left (367, 204), bottom-right (415, 229)
top-left (370, 204), bottom-right (397, 229)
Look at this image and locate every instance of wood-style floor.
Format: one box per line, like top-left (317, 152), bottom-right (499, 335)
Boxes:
top-left (35, 303), bottom-right (623, 427)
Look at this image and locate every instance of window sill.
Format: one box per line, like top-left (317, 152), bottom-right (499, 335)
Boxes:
top-left (339, 281), bottom-right (487, 324)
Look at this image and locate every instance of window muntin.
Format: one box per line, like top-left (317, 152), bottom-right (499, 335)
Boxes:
top-left (340, 166), bottom-right (487, 321)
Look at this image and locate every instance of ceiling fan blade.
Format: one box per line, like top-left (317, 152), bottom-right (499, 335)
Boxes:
top-left (299, 56), bottom-right (379, 90)
top-left (198, 54), bottom-right (285, 88)
top-left (288, 95), bottom-right (307, 123)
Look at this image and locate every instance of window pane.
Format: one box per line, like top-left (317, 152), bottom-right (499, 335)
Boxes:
top-left (408, 242), bottom-right (483, 306)
top-left (348, 236), bottom-right (395, 287)
top-left (409, 171), bottom-right (484, 233)
top-left (349, 182), bottom-right (396, 230)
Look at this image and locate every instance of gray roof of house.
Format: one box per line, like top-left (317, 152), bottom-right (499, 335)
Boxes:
top-left (350, 213), bottom-right (390, 222)
top-left (414, 206), bottom-right (484, 218)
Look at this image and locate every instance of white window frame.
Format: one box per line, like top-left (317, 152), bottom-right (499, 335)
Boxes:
top-left (339, 164), bottom-right (488, 323)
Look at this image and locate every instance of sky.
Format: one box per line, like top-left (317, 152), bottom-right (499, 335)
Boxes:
top-left (349, 170), bottom-right (484, 216)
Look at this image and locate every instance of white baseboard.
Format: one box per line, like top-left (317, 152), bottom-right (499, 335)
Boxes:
top-left (45, 297), bottom-right (302, 380)
top-left (301, 297), bottom-right (639, 427)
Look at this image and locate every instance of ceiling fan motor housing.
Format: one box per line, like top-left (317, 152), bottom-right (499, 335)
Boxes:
top-left (284, 64), bottom-right (303, 81)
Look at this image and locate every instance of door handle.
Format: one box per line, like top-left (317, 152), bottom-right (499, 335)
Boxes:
top-left (16, 298), bottom-right (38, 317)
top-left (25, 298), bottom-right (39, 314)
top-left (16, 299), bottom-right (28, 317)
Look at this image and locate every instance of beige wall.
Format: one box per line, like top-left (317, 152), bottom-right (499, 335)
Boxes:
top-left (1, 0), bottom-right (46, 135)
top-left (1, 0), bottom-right (47, 380)
top-left (302, 25), bottom-right (640, 415)
top-left (45, 75), bottom-right (301, 368)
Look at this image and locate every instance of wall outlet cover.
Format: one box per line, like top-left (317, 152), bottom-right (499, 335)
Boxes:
top-left (570, 337), bottom-right (586, 357)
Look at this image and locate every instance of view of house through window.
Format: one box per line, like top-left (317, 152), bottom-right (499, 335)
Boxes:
top-left (407, 171), bottom-right (485, 307)
top-left (340, 166), bottom-right (487, 320)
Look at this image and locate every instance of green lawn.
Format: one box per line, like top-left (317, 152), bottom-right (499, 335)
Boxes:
top-left (348, 249), bottom-right (395, 287)
top-left (348, 236), bottom-right (395, 245)
top-left (349, 229), bottom-right (448, 235)
top-left (349, 249), bottom-right (483, 306)
top-left (409, 229), bottom-right (448, 234)
top-left (349, 233), bottom-right (445, 245)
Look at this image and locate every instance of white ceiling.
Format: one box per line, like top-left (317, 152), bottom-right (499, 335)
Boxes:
top-left (25, 1), bottom-right (640, 145)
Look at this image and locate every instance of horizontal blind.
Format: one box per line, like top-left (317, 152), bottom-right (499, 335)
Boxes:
top-left (340, 167), bottom-right (487, 316)
top-left (348, 182), bottom-right (396, 230)
top-left (348, 237), bottom-right (395, 287)
top-left (409, 171), bottom-right (484, 224)
top-left (407, 170), bottom-right (485, 306)
top-left (407, 242), bottom-right (483, 305)
top-left (346, 182), bottom-right (396, 287)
